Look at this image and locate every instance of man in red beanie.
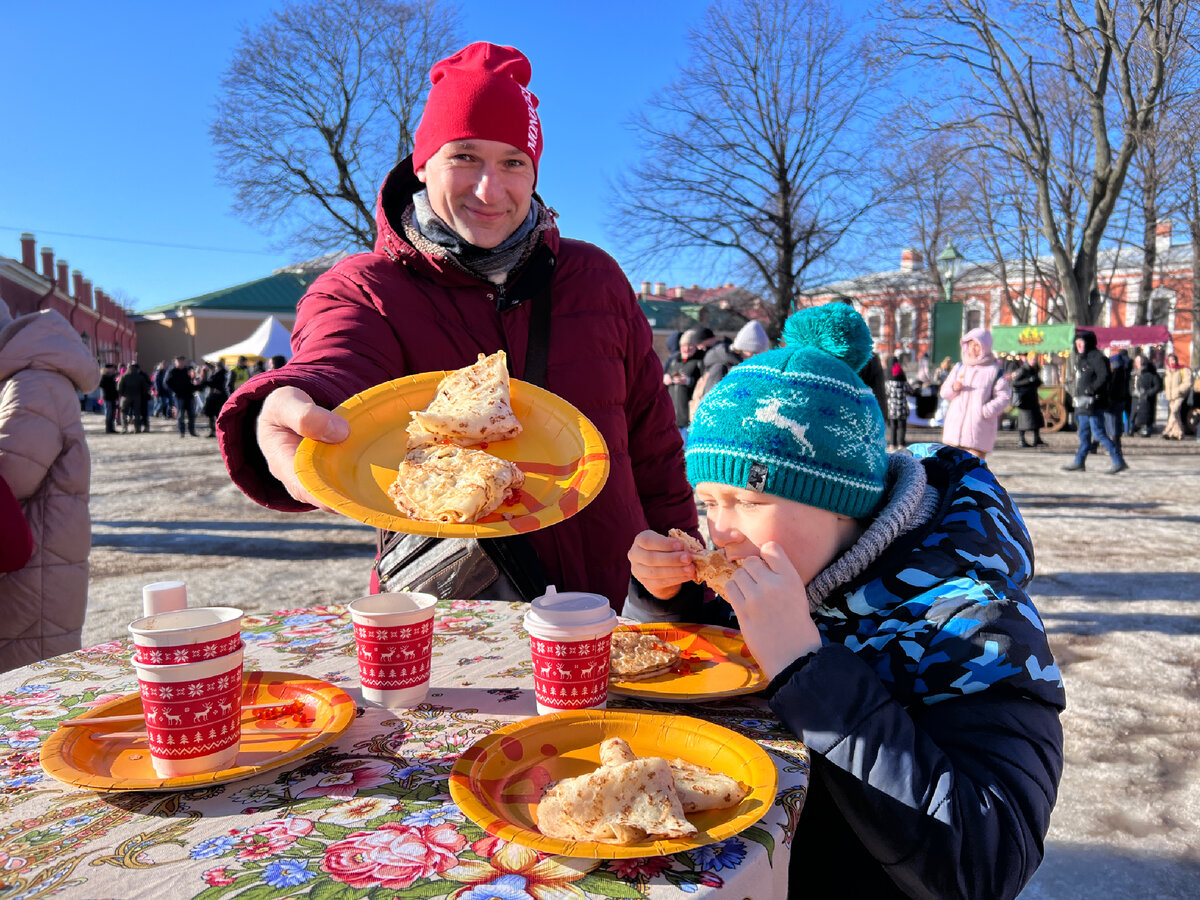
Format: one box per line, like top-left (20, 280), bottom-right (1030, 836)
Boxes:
top-left (216, 42), bottom-right (697, 612)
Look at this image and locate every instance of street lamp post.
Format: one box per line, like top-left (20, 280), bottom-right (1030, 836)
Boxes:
top-left (936, 240), bottom-right (964, 303)
top-left (933, 241), bottom-right (965, 365)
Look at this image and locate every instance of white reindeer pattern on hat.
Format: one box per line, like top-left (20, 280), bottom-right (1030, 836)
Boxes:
top-left (742, 398), bottom-right (816, 456)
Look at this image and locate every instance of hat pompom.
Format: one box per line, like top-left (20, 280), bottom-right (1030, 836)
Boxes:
top-left (781, 303), bottom-right (873, 373)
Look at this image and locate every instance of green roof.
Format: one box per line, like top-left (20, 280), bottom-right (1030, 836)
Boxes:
top-left (138, 270), bottom-right (323, 316)
top-left (638, 300), bottom-right (748, 333)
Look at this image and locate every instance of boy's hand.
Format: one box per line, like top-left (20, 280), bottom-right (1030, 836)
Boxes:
top-left (628, 530), bottom-right (695, 601)
top-left (723, 542), bottom-right (822, 680)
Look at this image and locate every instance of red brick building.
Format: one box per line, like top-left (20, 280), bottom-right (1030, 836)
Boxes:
top-left (811, 223), bottom-right (1196, 368)
top-left (0, 233), bottom-right (137, 363)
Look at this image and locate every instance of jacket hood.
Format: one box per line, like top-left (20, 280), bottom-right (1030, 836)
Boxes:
top-left (0, 308), bottom-right (99, 392)
top-left (1075, 329), bottom-right (1097, 353)
top-left (960, 327), bottom-right (996, 365)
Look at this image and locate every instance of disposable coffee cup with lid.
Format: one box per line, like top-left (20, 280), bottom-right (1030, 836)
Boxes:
top-left (524, 586), bottom-right (617, 716)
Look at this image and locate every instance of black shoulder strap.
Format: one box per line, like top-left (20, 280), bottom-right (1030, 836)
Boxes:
top-left (520, 247), bottom-right (555, 388)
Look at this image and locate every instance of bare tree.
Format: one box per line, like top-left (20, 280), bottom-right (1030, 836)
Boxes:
top-left (890, 0), bottom-right (1189, 326)
top-left (613, 0), bottom-right (881, 338)
top-left (211, 0), bottom-right (461, 254)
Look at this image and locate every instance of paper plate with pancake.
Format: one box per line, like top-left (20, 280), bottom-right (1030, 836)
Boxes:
top-left (294, 367), bottom-right (610, 537)
top-left (607, 623), bottom-right (766, 701)
top-left (449, 709), bottom-right (777, 859)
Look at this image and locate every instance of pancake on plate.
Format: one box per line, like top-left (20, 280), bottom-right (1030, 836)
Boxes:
top-left (387, 445), bottom-right (524, 524)
top-left (536, 737), bottom-right (747, 844)
top-left (406, 350), bottom-right (523, 450)
top-left (668, 528), bottom-right (741, 600)
top-left (609, 631), bottom-right (682, 681)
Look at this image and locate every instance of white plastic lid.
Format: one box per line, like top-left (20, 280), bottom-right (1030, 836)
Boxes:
top-left (524, 586), bottom-right (617, 639)
top-left (142, 581), bottom-right (188, 617)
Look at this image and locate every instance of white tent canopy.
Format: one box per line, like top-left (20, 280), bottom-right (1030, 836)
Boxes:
top-left (206, 316), bottom-right (293, 364)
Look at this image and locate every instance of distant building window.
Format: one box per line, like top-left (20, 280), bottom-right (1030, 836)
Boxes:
top-left (865, 310), bottom-right (884, 341)
top-left (965, 308), bottom-right (983, 332)
top-left (1149, 295), bottom-right (1171, 327)
top-left (898, 309), bottom-right (914, 342)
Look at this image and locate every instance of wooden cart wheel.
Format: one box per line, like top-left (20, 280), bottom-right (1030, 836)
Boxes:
top-left (1041, 395), bottom-right (1067, 432)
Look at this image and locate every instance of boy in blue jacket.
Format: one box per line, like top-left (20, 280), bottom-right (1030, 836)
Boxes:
top-left (628, 303), bottom-right (1066, 899)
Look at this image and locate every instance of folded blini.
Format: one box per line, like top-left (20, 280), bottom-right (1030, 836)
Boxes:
top-left (406, 350), bottom-right (523, 450)
top-left (387, 445), bottom-right (524, 524)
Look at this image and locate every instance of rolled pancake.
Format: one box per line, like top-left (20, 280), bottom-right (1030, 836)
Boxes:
top-left (536, 756), bottom-right (697, 844)
top-left (406, 350), bottom-right (522, 449)
top-left (387, 445), bottom-right (524, 524)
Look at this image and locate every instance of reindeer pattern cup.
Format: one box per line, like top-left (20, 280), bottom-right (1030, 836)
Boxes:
top-left (523, 587), bottom-right (618, 716)
top-left (132, 645), bottom-right (244, 778)
top-left (347, 593), bottom-right (437, 708)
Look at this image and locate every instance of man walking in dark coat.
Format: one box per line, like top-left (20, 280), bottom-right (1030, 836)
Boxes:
top-left (1064, 330), bottom-right (1128, 474)
top-left (98, 362), bottom-right (119, 433)
top-left (165, 356), bottom-right (200, 437)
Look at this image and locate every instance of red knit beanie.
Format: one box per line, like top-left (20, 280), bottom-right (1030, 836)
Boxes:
top-left (412, 42), bottom-right (543, 180)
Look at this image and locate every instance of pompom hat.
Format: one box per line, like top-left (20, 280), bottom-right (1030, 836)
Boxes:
top-left (412, 42), bottom-right (544, 180)
top-left (686, 303), bottom-right (887, 518)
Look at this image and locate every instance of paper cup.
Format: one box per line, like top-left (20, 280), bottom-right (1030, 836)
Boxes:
top-left (524, 587), bottom-right (617, 716)
top-left (133, 645), bottom-right (244, 777)
top-left (129, 606), bottom-right (243, 665)
top-left (348, 593), bottom-right (437, 708)
top-left (142, 580), bottom-right (188, 617)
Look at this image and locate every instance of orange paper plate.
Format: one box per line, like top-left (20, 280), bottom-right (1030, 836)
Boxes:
top-left (39, 671), bottom-right (356, 793)
top-left (449, 709), bottom-right (777, 859)
top-left (294, 373), bottom-right (610, 537)
top-left (608, 623), bottom-right (765, 702)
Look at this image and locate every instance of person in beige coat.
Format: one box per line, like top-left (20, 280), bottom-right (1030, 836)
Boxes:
top-left (1161, 354), bottom-right (1192, 440)
top-left (0, 297), bottom-right (99, 671)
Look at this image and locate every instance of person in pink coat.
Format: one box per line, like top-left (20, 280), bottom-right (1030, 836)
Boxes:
top-left (939, 328), bottom-right (1012, 459)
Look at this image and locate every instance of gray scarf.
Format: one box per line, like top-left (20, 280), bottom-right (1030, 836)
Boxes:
top-left (806, 453), bottom-right (941, 611)
top-left (409, 189), bottom-right (541, 282)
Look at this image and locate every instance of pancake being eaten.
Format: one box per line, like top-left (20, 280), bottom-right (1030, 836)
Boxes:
top-left (387, 445), bottom-right (524, 524)
top-left (406, 350), bottom-right (523, 450)
top-left (609, 631), bottom-right (682, 681)
top-left (599, 738), bottom-right (747, 812)
top-left (668, 528), bottom-right (741, 600)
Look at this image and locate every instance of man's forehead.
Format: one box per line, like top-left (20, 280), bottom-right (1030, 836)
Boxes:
top-left (444, 139), bottom-right (529, 157)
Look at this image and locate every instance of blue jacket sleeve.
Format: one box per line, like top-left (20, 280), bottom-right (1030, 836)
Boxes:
top-left (768, 644), bottom-right (1063, 900)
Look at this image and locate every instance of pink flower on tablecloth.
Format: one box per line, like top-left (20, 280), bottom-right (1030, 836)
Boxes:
top-left (81, 640), bottom-right (124, 656)
top-left (609, 856), bottom-right (673, 880)
top-left (318, 797), bottom-right (397, 826)
top-left (279, 623), bottom-right (336, 639)
top-left (294, 760), bottom-right (394, 800)
top-left (5, 691), bottom-right (56, 707)
top-left (321, 822), bottom-right (465, 889)
top-left (471, 834), bottom-right (506, 858)
top-left (202, 866), bottom-right (235, 886)
top-left (434, 616), bottom-right (473, 631)
top-left (235, 816), bottom-right (314, 861)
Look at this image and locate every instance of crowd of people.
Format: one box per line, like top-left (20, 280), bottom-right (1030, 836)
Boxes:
top-left (92, 354), bottom-right (287, 437)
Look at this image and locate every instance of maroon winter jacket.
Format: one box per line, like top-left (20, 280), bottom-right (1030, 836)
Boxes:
top-left (217, 160), bottom-right (697, 610)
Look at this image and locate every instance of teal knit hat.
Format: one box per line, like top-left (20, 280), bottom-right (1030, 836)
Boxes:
top-left (685, 303), bottom-right (887, 518)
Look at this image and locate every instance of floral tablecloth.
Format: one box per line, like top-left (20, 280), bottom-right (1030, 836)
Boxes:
top-left (0, 599), bottom-right (809, 899)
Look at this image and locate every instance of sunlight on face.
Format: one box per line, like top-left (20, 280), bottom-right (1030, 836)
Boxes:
top-left (694, 482), bottom-right (862, 585)
top-left (416, 139), bottom-right (535, 249)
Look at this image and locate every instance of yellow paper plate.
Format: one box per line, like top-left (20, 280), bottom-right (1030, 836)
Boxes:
top-left (608, 623), bottom-right (765, 702)
top-left (39, 672), bottom-right (356, 793)
top-left (449, 709), bottom-right (777, 859)
top-left (294, 373), bottom-right (610, 537)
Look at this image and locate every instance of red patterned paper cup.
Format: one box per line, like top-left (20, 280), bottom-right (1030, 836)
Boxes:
top-left (132, 645), bottom-right (244, 778)
top-left (128, 607), bottom-right (243, 664)
top-left (528, 633), bottom-right (613, 713)
top-left (347, 593), bottom-right (437, 708)
top-left (524, 588), bottom-right (617, 716)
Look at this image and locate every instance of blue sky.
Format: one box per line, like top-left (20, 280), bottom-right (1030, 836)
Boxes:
top-left (1, 1), bottom-right (719, 311)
